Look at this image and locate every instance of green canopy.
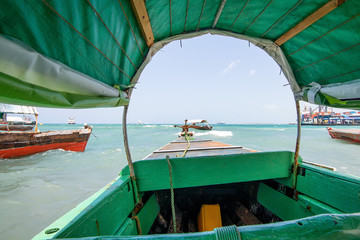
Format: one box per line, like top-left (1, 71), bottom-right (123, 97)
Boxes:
top-left (0, 0), bottom-right (359, 109)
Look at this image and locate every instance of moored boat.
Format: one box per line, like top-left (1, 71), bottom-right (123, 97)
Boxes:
top-left (68, 117), bottom-right (76, 124)
top-left (174, 119), bottom-right (212, 137)
top-left (326, 127), bottom-right (360, 144)
top-left (187, 119), bottom-right (213, 131)
top-left (0, 104), bottom-right (92, 159)
top-left (0, 104), bottom-right (37, 131)
top-left (0, 125), bottom-right (92, 159)
top-left (0, 118), bottom-right (36, 131)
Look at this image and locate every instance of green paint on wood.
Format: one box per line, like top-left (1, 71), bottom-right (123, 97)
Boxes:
top-left (297, 195), bottom-right (343, 215)
top-left (33, 176), bottom-right (135, 239)
top-left (33, 152), bottom-right (360, 239)
top-left (258, 182), bottom-right (344, 222)
top-left (122, 151), bottom-right (295, 192)
top-left (238, 213), bottom-right (360, 240)
top-left (296, 164), bottom-right (360, 213)
top-left (137, 194), bottom-right (160, 235)
top-left (257, 183), bottom-right (314, 221)
top-left (274, 176), bottom-right (293, 189)
top-left (58, 176), bottom-right (135, 238)
top-left (114, 218), bottom-right (138, 236)
top-left (43, 214), bottom-right (360, 239)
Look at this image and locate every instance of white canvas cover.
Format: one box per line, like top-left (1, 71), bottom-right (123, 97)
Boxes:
top-left (0, 35), bottom-right (120, 97)
top-left (0, 104), bottom-right (38, 115)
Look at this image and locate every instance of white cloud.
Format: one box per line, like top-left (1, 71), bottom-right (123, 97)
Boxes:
top-left (222, 60), bottom-right (240, 74)
top-left (249, 69), bottom-right (256, 76)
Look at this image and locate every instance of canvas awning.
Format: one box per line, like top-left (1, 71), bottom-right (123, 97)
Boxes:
top-left (0, 0), bottom-right (359, 109)
top-left (0, 104), bottom-right (38, 115)
top-left (188, 119), bottom-right (208, 124)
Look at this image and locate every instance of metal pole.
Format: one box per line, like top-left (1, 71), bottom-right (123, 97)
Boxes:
top-left (122, 105), bottom-right (136, 179)
top-left (5, 113), bottom-right (10, 132)
top-left (35, 114), bottom-right (38, 132)
top-left (292, 100), bottom-right (301, 189)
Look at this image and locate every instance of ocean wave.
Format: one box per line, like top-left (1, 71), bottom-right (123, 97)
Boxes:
top-left (101, 148), bottom-right (122, 154)
top-left (194, 130), bottom-right (233, 137)
top-left (247, 128), bottom-right (286, 132)
top-left (141, 124), bottom-right (174, 128)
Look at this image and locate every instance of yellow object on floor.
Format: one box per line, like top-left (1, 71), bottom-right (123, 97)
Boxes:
top-left (197, 204), bottom-right (222, 231)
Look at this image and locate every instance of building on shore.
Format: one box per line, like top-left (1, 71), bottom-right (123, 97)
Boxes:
top-left (301, 106), bottom-right (360, 125)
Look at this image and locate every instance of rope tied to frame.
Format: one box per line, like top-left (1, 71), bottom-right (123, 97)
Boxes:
top-left (174, 119), bottom-right (195, 158)
top-left (176, 133), bottom-right (191, 158)
top-left (131, 215), bottom-right (142, 235)
top-left (166, 155), bottom-right (177, 233)
top-left (167, 120), bottom-right (193, 233)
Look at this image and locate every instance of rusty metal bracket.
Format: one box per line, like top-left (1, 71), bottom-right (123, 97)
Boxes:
top-left (131, 200), bottom-right (144, 216)
top-left (130, 200), bottom-right (144, 235)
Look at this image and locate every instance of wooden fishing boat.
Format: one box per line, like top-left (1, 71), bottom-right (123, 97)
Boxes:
top-left (1, 0), bottom-right (360, 239)
top-left (190, 124), bottom-right (212, 131)
top-left (0, 104), bottom-right (37, 131)
top-left (174, 120), bottom-right (212, 136)
top-left (0, 120), bottom-right (36, 131)
top-left (326, 127), bottom-right (360, 144)
top-left (68, 117), bottom-right (76, 124)
top-left (0, 126), bottom-right (92, 159)
top-left (187, 119), bottom-right (213, 131)
top-left (0, 104), bottom-right (92, 159)
top-left (32, 134), bottom-right (360, 239)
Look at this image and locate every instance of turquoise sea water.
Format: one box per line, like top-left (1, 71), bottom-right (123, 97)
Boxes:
top-left (1, 123), bottom-right (360, 239)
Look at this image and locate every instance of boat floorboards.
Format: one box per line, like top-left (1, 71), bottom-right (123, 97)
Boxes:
top-left (144, 137), bottom-right (256, 160)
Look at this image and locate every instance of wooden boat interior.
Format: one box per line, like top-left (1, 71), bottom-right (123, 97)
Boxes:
top-left (35, 137), bottom-right (360, 239)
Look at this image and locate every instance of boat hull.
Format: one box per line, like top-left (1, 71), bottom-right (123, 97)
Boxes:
top-left (0, 121), bottom-right (36, 131)
top-left (0, 128), bottom-right (91, 159)
top-left (33, 149), bottom-right (360, 239)
top-left (326, 127), bottom-right (360, 143)
top-left (191, 126), bottom-right (213, 130)
top-left (33, 136), bottom-right (360, 239)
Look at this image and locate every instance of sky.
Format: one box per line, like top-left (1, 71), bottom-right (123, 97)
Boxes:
top-left (37, 34), bottom-right (302, 124)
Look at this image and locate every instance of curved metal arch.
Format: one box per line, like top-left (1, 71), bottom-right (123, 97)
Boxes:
top-left (124, 30), bottom-right (303, 179)
top-left (127, 29), bottom-right (302, 101)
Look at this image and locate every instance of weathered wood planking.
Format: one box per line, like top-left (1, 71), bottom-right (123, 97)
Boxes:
top-left (144, 137), bottom-right (256, 160)
top-left (0, 129), bottom-right (91, 149)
